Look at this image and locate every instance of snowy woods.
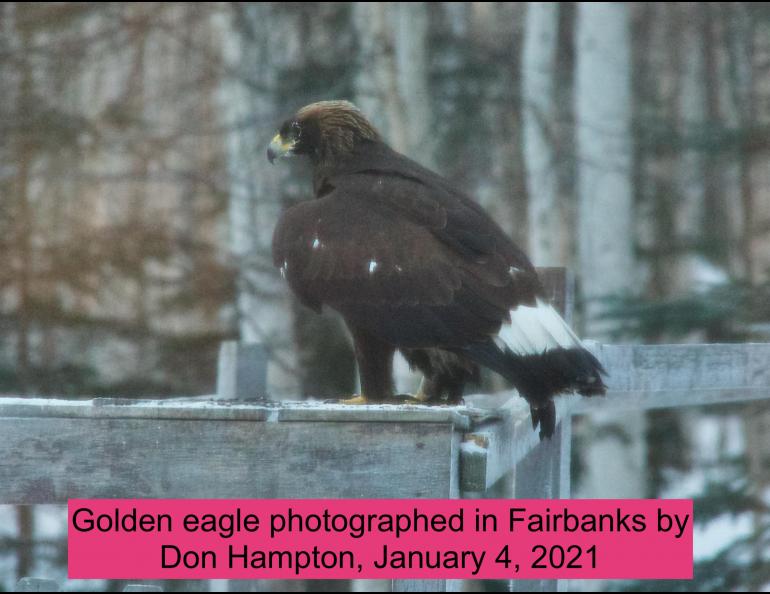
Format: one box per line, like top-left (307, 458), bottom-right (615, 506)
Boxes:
top-left (1, 2), bottom-right (770, 591)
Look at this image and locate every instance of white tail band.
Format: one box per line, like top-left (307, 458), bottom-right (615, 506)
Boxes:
top-left (496, 299), bottom-right (582, 355)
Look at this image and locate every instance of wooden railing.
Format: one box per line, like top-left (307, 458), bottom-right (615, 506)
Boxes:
top-left (2, 268), bottom-right (769, 592)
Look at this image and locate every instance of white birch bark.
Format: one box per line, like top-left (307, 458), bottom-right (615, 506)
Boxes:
top-left (215, 5), bottom-right (300, 397)
top-left (394, 2), bottom-right (433, 164)
top-left (354, 2), bottom-right (432, 159)
top-left (573, 3), bottom-right (646, 506)
top-left (574, 2), bottom-right (635, 336)
top-left (523, 2), bottom-right (565, 266)
top-left (353, 2), bottom-right (404, 147)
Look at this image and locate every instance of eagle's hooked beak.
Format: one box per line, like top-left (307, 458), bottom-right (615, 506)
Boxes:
top-left (267, 133), bottom-right (296, 164)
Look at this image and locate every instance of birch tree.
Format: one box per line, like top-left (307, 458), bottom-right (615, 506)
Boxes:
top-left (467, 2), bottom-right (529, 250)
top-left (353, 3), bottom-right (404, 147)
top-left (216, 4), bottom-right (300, 397)
top-left (523, 2), bottom-right (568, 266)
top-left (573, 2), bottom-right (645, 501)
top-left (574, 2), bottom-right (635, 334)
top-left (394, 3), bottom-right (433, 163)
top-left (354, 2), bottom-right (432, 160)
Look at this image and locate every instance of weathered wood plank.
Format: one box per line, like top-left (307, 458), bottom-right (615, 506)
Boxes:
top-left (0, 418), bottom-right (457, 503)
top-left (3, 340), bottom-right (769, 505)
top-left (589, 342), bottom-right (770, 392)
top-left (459, 398), bottom-right (568, 493)
top-left (392, 579), bottom-right (447, 592)
top-left (509, 417), bottom-right (569, 593)
top-left (0, 397), bottom-right (470, 429)
top-left (571, 386), bottom-right (770, 413)
top-left (391, 579), bottom-right (463, 592)
top-left (514, 421), bottom-right (567, 499)
top-left (574, 342), bottom-right (770, 412)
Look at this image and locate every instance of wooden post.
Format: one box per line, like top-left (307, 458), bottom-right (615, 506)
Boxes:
top-left (216, 341), bottom-right (268, 400)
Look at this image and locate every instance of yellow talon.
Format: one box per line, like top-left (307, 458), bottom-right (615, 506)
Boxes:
top-left (339, 394), bottom-right (368, 405)
top-left (413, 378), bottom-right (430, 402)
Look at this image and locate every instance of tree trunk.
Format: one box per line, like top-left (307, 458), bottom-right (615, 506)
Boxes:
top-left (523, 2), bottom-right (568, 266)
top-left (394, 3), bottom-right (433, 164)
top-left (574, 2), bottom-right (635, 335)
top-left (216, 4), bottom-right (300, 397)
top-left (353, 3), bottom-right (403, 147)
top-left (573, 1), bottom-right (646, 506)
top-left (8, 3), bottom-right (35, 579)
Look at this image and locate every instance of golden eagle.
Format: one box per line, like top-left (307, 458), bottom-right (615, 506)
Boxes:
top-left (268, 100), bottom-right (605, 438)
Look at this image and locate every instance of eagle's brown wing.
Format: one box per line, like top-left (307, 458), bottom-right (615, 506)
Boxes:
top-left (274, 156), bottom-right (605, 436)
top-left (272, 170), bottom-right (539, 349)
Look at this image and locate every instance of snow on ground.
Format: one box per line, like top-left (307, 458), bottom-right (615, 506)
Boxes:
top-left (692, 512), bottom-right (755, 562)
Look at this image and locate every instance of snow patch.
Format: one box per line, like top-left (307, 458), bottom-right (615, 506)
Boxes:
top-left (461, 441), bottom-right (488, 456)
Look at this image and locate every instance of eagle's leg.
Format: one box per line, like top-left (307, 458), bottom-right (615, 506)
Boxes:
top-left (401, 348), bottom-right (480, 404)
top-left (340, 327), bottom-right (396, 404)
top-left (413, 377), bottom-right (431, 402)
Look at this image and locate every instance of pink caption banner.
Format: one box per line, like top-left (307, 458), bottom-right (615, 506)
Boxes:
top-left (68, 499), bottom-right (692, 580)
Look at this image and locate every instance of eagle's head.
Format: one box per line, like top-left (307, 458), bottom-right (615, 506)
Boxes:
top-left (267, 100), bottom-right (380, 165)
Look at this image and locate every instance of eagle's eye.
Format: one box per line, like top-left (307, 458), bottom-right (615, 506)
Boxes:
top-left (280, 120), bottom-right (302, 140)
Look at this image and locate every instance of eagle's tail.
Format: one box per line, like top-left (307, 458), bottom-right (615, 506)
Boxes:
top-left (465, 299), bottom-right (606, 440)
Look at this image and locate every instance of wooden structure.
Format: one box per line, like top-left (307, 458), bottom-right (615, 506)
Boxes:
top-left (2, 268), bottom-right (769, 592)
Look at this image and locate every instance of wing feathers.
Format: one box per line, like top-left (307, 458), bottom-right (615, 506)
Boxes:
top-left (273, 161), bottom-right (544, 348)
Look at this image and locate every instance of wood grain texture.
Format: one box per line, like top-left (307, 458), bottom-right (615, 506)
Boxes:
top-left (0, 398), bottom-right (471, 429)
top-left (592, 342), bottom-right (770, 391)
top-left (574, 342), bottom-right (770, 412)
top-left (509, 421), bottom-right (568, 593)
top-left (0, 418), bottom-right (456, 503)
top-left (459, 398), bottom-right (569, 493)
top-left (392, 579), bottom-right (446, 592)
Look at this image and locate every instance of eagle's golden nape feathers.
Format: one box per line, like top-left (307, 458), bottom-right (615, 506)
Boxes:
top-left (296, 100), bottom-right (379, 140)
top-left (296, 100), bottom-right (380, 161)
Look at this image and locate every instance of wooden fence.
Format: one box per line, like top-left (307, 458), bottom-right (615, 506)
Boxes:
top-left (1, 268), bottom-right (769, 592)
